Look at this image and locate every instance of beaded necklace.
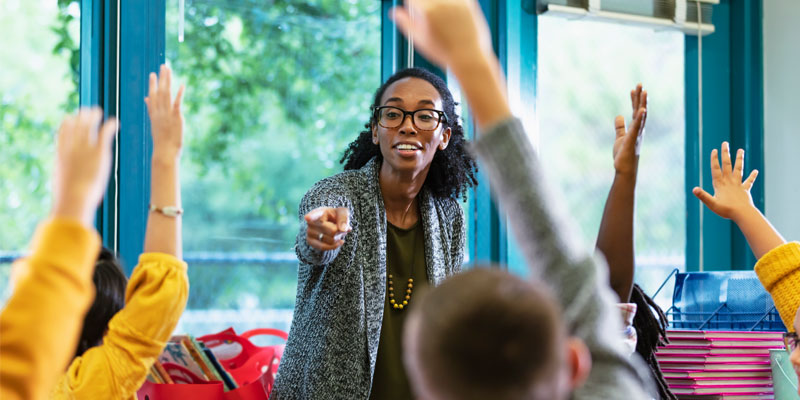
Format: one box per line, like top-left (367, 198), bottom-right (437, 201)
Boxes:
top-left (387, 223), bottom-right (417, 311)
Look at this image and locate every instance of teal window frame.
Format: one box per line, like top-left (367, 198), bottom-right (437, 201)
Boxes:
top-left (685, 0), bottom-right (764, 272)
top-left (80, 0), bottom-right (764, 274)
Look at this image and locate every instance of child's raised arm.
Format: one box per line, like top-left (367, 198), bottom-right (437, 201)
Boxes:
top-left (596, 84), bottom-right (647, 302)
top-left (55, 65), bottom-right (189, 399)
top-left (692, 143), bottom-right (784, 258)
top-left (392, 1), bottom-right (653, 398)
top-left (144, 64), bottom-right (185, 258)
top-left (0, 109), bottom-right (117, 400)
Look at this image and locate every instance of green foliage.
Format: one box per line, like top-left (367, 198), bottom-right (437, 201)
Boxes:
top-left (164, 0), bottom-right (381, 317)
top-left (0, 0), bottom-right (80, 252)
top-left (537, 17), bottom-right (686, 266)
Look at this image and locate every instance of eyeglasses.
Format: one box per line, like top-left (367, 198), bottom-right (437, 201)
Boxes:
top-left (784, 332), bottom-right (798, 352)
top-left (373, 106), bottom-right (448, 131)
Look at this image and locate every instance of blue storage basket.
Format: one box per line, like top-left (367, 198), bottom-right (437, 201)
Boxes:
top-left (665, 271), bottom-right (785, 331)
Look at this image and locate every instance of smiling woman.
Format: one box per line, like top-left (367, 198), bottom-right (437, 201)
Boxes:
top-left (270, 67), bottom-right (477, 400)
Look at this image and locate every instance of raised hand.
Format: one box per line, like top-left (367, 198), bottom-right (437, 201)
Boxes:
top-left (391, 0), bottom-right (510, 131)
top-left (390, 0), bottom-right (493, 70)
top-left (692, 142), bottom-right (759, 221)
top-left (305, 207), bottom-right (352, 251)
top-left (145, 64), bottom-right (185, 162)
top-left (612, 84), bottom-right (647, 177)
top-left (143, 64), bottom-right (185, 257)
top-left (51, 108), bottom-right (118, 227)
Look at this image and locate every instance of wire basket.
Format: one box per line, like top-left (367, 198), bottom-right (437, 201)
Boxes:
top-left (656, 270), bottom-right (785, 332)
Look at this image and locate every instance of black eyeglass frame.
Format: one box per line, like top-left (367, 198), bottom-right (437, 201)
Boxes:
top-left (784, 332), bottom-right (798, 353)
top-left (372, 105), bottom-right (449, 131)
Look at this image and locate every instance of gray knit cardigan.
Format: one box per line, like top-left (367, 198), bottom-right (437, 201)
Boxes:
top-left (270, 157), bottom-right (466, 400)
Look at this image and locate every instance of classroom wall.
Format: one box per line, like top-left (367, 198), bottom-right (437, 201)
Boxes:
top-left (763, 0), bottom-right (800, 241)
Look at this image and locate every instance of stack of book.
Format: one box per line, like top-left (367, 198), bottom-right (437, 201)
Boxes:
top-left (148, 334), bottom-right (239, 391)
top-left (656, 330), bottom-right (785, 399)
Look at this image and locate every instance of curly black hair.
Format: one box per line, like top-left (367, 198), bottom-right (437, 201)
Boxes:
top-left (340, 67), bottom-right (478, 200)
top-left (631, 284), bottom-right (677, 400)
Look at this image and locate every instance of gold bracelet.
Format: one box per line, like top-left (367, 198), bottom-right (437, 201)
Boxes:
top-left (149, 204), bottom-right (183, 217)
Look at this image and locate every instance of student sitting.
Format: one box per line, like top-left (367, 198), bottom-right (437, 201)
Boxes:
top-left (51, 64), bottom-right (189, 399)
top-left (0, 110), bottom-right (118, 400)
top-left (391, 0), bottom-right (653, 398)
top-left (692, 142), bottom-right (800, 389)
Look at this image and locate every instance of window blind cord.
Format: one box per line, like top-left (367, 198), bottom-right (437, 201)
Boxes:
top-left (114, 0), bottom-right (122, 253)
top-left (178, 0), bottom-right (185, 42)
top-left (407, 4), bottom-right (415, 68)
top-left (697, 1), bottom-right (704, 271)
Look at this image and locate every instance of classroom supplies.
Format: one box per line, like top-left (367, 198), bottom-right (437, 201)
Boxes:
top-left (656, 330), bottom-right (785, 399)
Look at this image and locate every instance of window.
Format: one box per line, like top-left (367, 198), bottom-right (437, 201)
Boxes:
top-left (537, 16), bottom-right (685, 307)
top-left (0, 0), bottom-right (80, 303)
top-left (166, 0), bottom-right (381, 335)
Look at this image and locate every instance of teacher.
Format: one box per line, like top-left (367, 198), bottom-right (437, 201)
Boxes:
top-left (271, 67), bottom-right (478, 400)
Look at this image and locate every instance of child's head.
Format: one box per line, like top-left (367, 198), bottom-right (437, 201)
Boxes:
top-left (75, 247), bottom-right (127, 358)
top-left (403, 267), bottom-right (591, 400)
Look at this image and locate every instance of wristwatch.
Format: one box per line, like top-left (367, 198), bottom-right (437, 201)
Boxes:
top-left (149, 204), bottom-right (183, 217)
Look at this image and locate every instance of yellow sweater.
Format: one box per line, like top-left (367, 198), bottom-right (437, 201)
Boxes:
top-left (0, 219), bottom-right (101, 400)
top-left (51, 253), bottom-right (189, 400)
top-left (754, 241), bottom-right (800, 332)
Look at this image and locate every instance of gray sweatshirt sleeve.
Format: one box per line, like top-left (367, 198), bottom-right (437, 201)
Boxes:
top-left (471, 118), bottom-right (652, 400)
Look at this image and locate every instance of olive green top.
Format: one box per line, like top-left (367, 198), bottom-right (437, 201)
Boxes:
top-left (369, 221), bottom-right (428, 400)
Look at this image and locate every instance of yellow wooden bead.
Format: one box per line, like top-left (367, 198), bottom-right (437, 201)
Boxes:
top-left (408, 278), bottom-right (414, 282)
top-left (389, 293), bottom-right (394, 298)
top-left (388, 274), bottom-right (393, 279)
top-left (408, 283), bottom-right (413, 288)
top-left (406, 289), bottom-right (412, 294)
top-left (402, 301), bottom-right (408, 305)
top-left (398, 304), bottom-right (404, 310)
top-left (388, 286), bottom-right (393, 292)
top-left (405, 295), bottom-right (410, 300)
top-left (390, 299), bottom-right (395, 304)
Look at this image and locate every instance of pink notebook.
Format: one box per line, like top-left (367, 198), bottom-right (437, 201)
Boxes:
top-left (675, 395), bottom-right (774, 400)
top-left (667, 330), bottom-right (783, 340)
top-left (665, 337), bottom-right (784, 347)
top-left (665, 377), bottom-right (772, 386)
top-left (655, 354), bottom-right (769, 363)
top-left (657, 362), bottom-right (771, 371)
top-left (656, 346), bottom-right (773, 355)
top-left (669, 384), bottom-right (773, 395)
top-left (661, 368), bottom-right (772, 378)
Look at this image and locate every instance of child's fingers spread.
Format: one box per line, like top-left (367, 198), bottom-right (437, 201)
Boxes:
top-left (733, 149), bottom-right (745, 179)
top-left (165, 65), bottom-right (172, 94)
top-left (614, 115), bottom-right (626, 139)
top-left (149, 72), bottom-right (158, 98)
top-left (57, 115), bottom-right (77, 149)
top-left (390, 7), bottom-right (415, 41)
top-left (692, 187), bottom-right (715, 207)
top-left (720, 142), bottom-right (733, 176)
top-left (743, 169), bottom-right (759, 190)
top-left (98, 118), bottom-right (119, 149)
top-left (173, 84), bottom-right (185, 113)
top-left (710, 148), bottom-right (723, 181)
